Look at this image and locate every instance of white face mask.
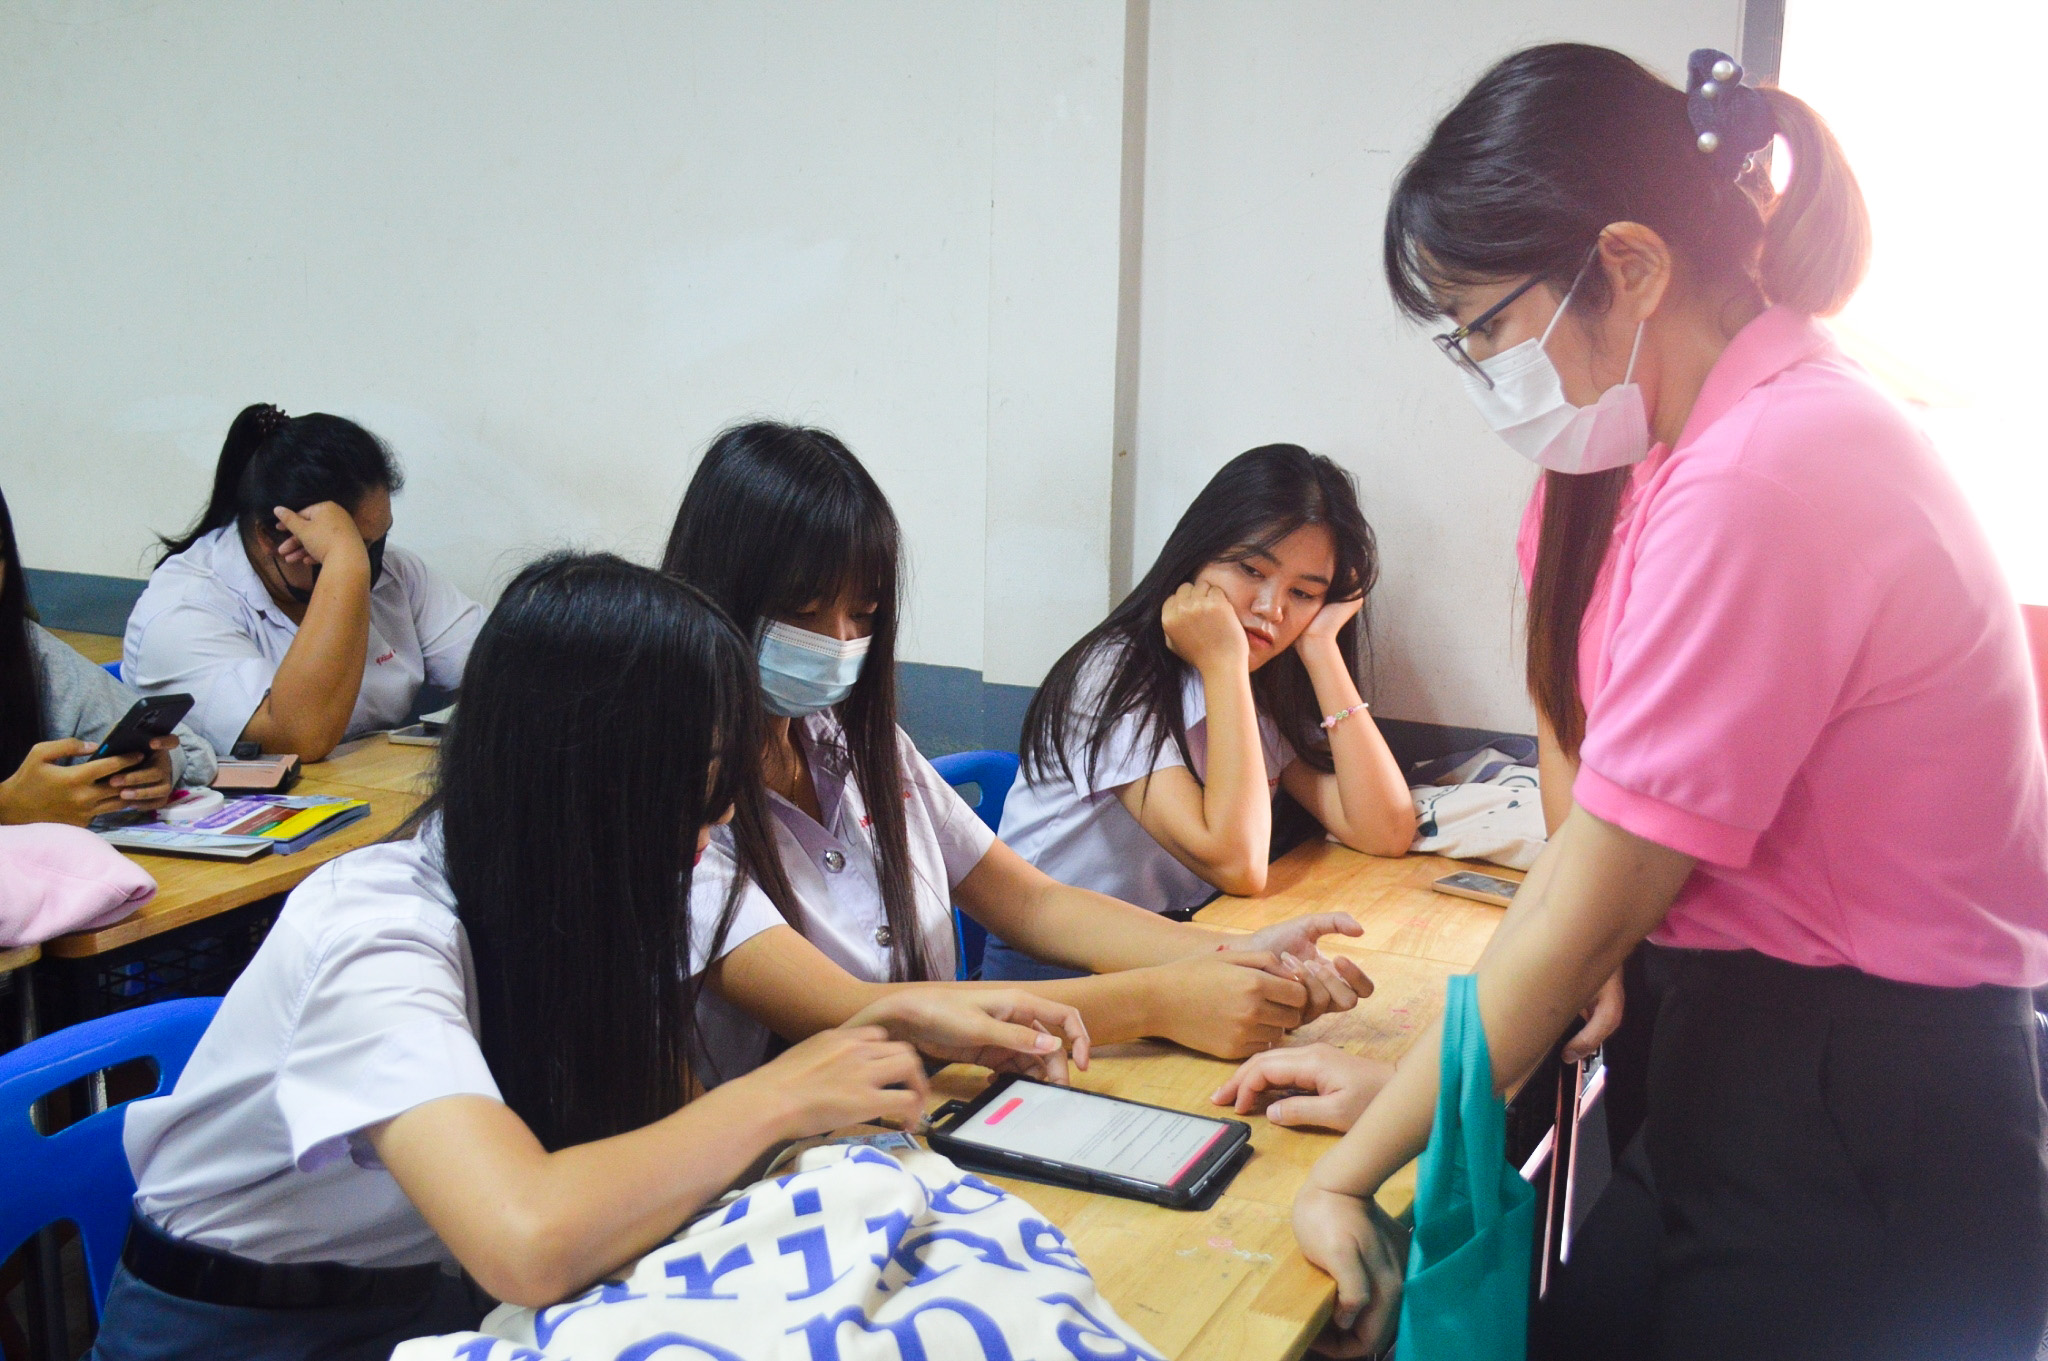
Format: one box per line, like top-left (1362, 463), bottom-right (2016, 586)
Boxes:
top-left (756, 620), bottom-right (870, 717)
top-left (1460, 274), bottom-right (1652, 475)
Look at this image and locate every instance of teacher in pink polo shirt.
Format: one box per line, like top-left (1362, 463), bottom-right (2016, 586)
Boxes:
top-left (1291, 42), bottom-right (2048, 1360)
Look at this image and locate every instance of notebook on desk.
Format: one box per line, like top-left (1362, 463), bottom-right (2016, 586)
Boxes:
top-left (99, 794), bottom-right (371, 860)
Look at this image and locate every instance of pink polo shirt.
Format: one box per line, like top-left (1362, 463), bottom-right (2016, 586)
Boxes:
top-left (1518, 306), bottom-right (2048, 988)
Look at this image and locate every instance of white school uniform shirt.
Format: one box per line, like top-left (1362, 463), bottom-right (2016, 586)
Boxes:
top-left (124, 827), bottom-right (775, 1269)
top-left (998, 648), bottom-right (1295, 916)
top-left (122, 833), bottom-right (500, 1267)
top-left (124, 526), bottom-right (481, 756)
top-left (688, 713), bottom-right (996, 1084)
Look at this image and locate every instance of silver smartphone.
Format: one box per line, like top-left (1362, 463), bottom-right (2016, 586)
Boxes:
top-left (387, 723), bottom-right (443, 747)
top-left (1431, 870), bottom-right (1520, 907)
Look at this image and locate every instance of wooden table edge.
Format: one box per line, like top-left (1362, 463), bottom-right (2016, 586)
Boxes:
top-left (43, 780), bottom-right (422, 958)
top-left (45, 877), bottom-right (280, 958)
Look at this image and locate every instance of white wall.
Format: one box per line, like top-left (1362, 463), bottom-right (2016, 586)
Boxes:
top-left (0, 0), bottom-right (1125, 678)
top-left (2, 0), bottom-right (1746, 731)
top-left (982, 3), bottom-right (1128, 687)
top-left (1131, 0), bottom-right (1743, 733)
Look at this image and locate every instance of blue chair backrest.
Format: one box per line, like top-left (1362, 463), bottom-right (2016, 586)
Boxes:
top-left (101, 659), bottom-right (123, 683)
top-left (0, 998), bottom-right (220, 1312)
top-left (930, 750), bottom-right (1020, 980)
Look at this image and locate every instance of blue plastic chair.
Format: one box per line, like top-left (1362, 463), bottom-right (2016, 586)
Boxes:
top-left (931, 750), bottom-right (1019, 980)
top-left (0, 997), bottom-right (220, 1313)
top-left (100, 660), bottom-right (122, 683)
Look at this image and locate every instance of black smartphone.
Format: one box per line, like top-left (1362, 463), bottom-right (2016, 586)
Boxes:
top-left (1431, 870), bottom-right (1520, 907)
top-left (90, 693), bottom-right (194, 763)
top-left (926, 1074), bottom-right (1252, 1209)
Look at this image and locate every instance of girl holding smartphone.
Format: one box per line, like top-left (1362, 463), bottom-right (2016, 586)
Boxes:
top-left (0, 484), bottom-right (213, 826)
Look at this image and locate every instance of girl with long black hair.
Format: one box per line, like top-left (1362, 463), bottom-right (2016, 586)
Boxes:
top-left (95, 553), bottom-right (1082, 1361)
top-left (665, 422), bottom-right (1377, 1080)
top-left (991, 443), bottom-right (1415, 980)
top-left (1291, 44), bottom-right (2048, 1359)
top-left (0, 483), bottom-right (214, 825)
top-left (126, 404), bottom-right (480, 761)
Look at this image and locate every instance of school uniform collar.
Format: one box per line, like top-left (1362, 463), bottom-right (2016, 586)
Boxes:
top-left (798, 711), bottom-right (853, 780)
top-left (771, 711), bottom-right (853, 836)
top-left (1674, 305), bottom-right (1835, 452)
top-left (205, 527), bottom-right (297, 631)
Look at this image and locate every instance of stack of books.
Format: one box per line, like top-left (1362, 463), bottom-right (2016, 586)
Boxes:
top-left (99, 794), bottom-right (372, 862)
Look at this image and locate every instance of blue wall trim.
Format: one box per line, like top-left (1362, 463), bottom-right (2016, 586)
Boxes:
top-left (27, 568), bottom-right (1530, 767)
top-left (23, 569), bottom-right (148, 637)
top-left (897, 662), bottom-right (1037, 757)
top-left (898, 662), bottom-right (1530, 770)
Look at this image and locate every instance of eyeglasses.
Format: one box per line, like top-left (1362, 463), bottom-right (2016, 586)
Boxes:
top-left (1433, 245), bottom-right (1603, 390)
top-left (1431, 274), bottom-right (1548, 390)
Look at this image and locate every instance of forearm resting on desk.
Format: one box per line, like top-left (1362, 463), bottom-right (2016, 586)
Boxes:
top-left (953, 844), bottom-right (1375, 1020)
top-left (712, 923), bottom-right (1311, 1058)
top-left (951, 840), bottom-right (1224, 974)
top-left (1307, 806), bottom-right (1694, 1199)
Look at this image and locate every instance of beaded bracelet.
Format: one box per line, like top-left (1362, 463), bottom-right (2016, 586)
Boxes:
top-left (1321, 701), bottom-right (1370, 731)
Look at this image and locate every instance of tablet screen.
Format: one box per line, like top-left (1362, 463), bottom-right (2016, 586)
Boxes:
top-left (946, 1080), bottom-right (1230, 1186)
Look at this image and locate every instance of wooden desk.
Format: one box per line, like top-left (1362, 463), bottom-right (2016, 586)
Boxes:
top-left (43, 740), bottom-right (437, 958)
top-left (305, 735), bottom-right (441, 797)
top-left (49, 630), bottom-right (121, 665)
top-left (931, 843), bottom-right (1512, 1361)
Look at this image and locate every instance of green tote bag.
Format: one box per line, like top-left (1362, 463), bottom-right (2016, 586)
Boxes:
top-left (1396, 972), bottom-right (1536, 1361)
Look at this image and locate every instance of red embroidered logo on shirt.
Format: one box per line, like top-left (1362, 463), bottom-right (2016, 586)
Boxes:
top-left (373, 649), bottom-right (396, 665)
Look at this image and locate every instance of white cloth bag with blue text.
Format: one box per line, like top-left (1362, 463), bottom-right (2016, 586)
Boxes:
top-left (392, 1136), bottom-right (1164, 1361)
top-left (1405, 745), bottom-right (1545, 871)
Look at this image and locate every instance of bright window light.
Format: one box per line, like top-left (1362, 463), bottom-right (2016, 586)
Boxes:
top-left (1779, 1), bottom-right (2048, 603)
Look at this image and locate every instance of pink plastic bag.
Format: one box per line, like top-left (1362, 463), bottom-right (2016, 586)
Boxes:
top-left (0, 824), bottom-right (156, 946)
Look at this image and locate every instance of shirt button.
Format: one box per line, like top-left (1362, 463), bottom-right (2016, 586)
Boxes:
top-left (822, 849), bottom-right (846, 873)
top-left (874, 924), bottom-right (893, 947)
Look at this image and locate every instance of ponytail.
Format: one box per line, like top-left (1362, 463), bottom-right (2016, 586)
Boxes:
top-left (157, 405), bottom-right (402, 565)
top-left (1756, 87), bottom-right (1871, 316)
top-left (157, 404), bottom-right (288, 562)
top-left (1525, 466), bottom-right (1629, 756)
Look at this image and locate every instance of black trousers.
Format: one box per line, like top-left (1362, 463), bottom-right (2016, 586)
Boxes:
top-left (90, 1260), bottom-right (485, 1361)
top-left (1534, 945), bottom-right (2048, 1361)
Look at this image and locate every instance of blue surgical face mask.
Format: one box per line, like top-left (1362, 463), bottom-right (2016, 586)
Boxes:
top-left (756, 620), bottom-right (870, 717)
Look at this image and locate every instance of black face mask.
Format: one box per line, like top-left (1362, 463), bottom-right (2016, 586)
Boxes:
top-left (276, 535), bottom-right (387, 605)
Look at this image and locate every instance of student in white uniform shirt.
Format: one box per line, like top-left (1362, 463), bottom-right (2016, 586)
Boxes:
top-left (990, 444), bottom-right (1416, 981)
top-left (126, 404), bottom-right (480, 761)
top-left (93, 553), bottom-right (1084, 1361)
top-left (663, 422), bottom-right (1380, 1085)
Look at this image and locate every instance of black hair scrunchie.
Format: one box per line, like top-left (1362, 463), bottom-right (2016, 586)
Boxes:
top-left (250, 403), bottom-right (290, 439)
top-left (1686, 49), bottom-right (1775, 176)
